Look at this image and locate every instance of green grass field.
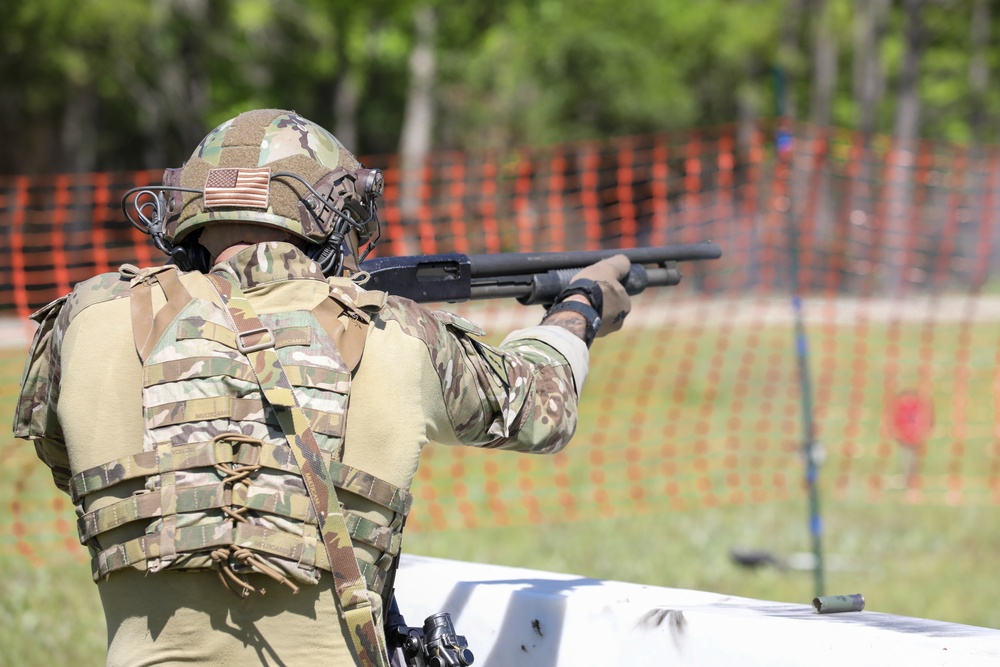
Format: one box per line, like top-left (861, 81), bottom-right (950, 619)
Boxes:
top-left (2, 294), bottom-right (999, 665)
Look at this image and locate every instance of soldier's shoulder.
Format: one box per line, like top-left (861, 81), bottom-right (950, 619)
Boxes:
top-left (378, 295), bottom-right (486, 338)
top-left (60, 271), bottom-right (133, 326)
top-left (328, 277), bottom-right (389, 313)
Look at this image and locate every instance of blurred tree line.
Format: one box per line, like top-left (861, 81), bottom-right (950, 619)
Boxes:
top-left (1, 0), bottom-right (997, 175)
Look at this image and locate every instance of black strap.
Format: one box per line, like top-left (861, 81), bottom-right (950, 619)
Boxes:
top-left (544, 299), bottom-right (601, 346)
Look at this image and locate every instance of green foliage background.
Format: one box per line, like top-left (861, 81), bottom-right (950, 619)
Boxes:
top-left (2, 0), bottom-right (999, 174)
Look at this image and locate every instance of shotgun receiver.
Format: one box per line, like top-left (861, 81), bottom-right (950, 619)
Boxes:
top-left (358, 242), bottom-right (722, 305)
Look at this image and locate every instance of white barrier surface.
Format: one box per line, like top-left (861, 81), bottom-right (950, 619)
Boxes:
top-left (393, 555), bottom-right (1000, 667)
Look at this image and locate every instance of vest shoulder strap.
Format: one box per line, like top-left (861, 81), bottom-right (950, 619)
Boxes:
top-left (313, 281), bottom-right (386, 373)
top-left (124, 265), bottom-right (194, 362)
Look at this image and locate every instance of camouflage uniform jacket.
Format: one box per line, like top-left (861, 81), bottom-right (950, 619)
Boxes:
top-left (14, 241), bottom-right (588, 667)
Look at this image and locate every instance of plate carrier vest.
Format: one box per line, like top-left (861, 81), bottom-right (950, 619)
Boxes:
top-left (68, 263), bottom-right (411, 603)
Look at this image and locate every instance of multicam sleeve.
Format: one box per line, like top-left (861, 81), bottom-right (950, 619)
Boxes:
top-left (13, 296), bottom-right (71, 493)
top-left (487, 326), bottom-right (588, 454)
top-left (379, 297), bottom-right (585, 455)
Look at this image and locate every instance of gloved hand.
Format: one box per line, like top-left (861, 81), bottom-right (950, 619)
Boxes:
top-left (570, 254), bottom-right (632, 337)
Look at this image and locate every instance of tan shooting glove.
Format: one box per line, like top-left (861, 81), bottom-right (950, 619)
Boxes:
top-left (546, 254), bottom-right (632, 345)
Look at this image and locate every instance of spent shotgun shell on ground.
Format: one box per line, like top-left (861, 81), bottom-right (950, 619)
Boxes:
top-left (813, 594), bottom-right (865, 614)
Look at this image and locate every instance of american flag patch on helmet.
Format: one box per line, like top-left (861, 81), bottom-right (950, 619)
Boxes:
top-left (203, 167), bottom-right (271, 209)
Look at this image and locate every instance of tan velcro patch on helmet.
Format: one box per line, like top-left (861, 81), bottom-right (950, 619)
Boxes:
top-left (204, 167), bottom-right (271, 209)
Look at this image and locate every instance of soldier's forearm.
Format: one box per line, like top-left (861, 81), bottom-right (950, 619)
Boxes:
top-left (540, 309), bottom-right (589, 341)
top-left (539, 294), bottom-right (591, 343)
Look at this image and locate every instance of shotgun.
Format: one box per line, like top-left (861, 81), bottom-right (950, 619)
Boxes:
top-left (358, 242), bottom-right (722, 304)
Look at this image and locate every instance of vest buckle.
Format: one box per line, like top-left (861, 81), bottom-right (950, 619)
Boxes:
top-left (236, 326), bottom-right (275, 353)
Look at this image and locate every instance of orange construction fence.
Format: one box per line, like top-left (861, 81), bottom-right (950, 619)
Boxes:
top-left (2, 121), bottom-right (1000, 559)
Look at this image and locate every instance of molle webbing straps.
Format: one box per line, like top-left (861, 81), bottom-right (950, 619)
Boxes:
top-left (205, 270), bottom-right (390, 667)
top-left (89, 519), bottom-right (395, 593)
top-left (71, 434), bottom-right (410, 589)
top-left (69, 439), bottom-right (411, 516)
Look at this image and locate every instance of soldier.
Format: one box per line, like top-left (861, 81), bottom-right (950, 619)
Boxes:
top-left (14, 109), bottom-right (631, 666)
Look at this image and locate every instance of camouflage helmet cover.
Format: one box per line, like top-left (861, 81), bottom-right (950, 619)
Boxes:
top-left (162, 109), bottom-right (369, 247)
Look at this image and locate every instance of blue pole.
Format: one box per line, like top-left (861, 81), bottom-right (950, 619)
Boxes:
top-left (774, 66), bottom-right (825, 598)
top-left (792, 294), bottom-right (825, 597)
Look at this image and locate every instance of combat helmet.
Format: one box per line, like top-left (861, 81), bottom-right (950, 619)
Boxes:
top-left (124, 109), bottom-right (384, 275)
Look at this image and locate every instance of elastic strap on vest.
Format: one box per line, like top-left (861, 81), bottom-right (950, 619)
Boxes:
top-left (206, 270), bottom-right (390, 667)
